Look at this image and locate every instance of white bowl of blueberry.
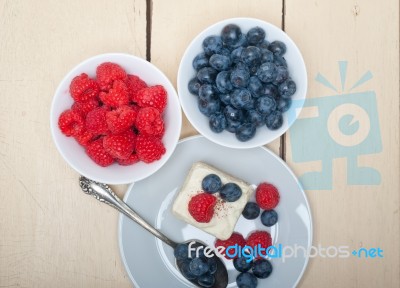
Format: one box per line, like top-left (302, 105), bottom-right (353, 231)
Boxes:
top-left (178, 18), bottom-right (307, 148)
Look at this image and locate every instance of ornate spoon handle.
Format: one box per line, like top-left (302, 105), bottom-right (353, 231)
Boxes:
top-left (79, 176), bottom-right (178, 248)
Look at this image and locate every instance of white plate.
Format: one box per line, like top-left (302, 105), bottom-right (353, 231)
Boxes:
top-left (119, 136), bottom-right (312, 287)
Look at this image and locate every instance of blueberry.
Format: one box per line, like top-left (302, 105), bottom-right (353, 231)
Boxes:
top-left (230, 66), bottom-right (250, 88)
top-left (203, 35), bottom-right (223, 56)
top-left (197, 67), bottom-right (218, 84)
top-left (174, 243), bottom-right (189, 260)
top-left (224, 105), bottom-right (244, 122)
top-left (209, 112), bottom-right (227, 133)
top-left (236, 272), bottom-right (258, 288)
top-left (262, 84), bottom-right (279, 99)
top-left (256, 96), bottom-right (277, 115)
top-left (230, 34), bottom-right (248, 49)
top-left (279, 79), bottom-right (296, 98)
top-left (219, 93), bottom-right (232, 105)
top-left (225, 119), bottom-right (241, 133)
top-left (261, 50), bottom-right (274, 63)
top-left (277, 97), bottom-right (292, 112)
top-left (257, 40), bottom-right (271, 53)
top-left (248, 65), bottom-right (259, 76)
top-left (208, 257), bottom-right (217, 274)
top-left (188, 78), bottom-right (201, 96)
top-left (181, 259), bottom-right (197, 280)
top-left (193, 52), bottom-right (209, 71)
top-left (191, 247), bottom-right (205, 259)
top-left (209, 54), bottom-right (231, 71)
top-left (246, 26), bottom-right (266, 45)
top-left (268, 40), bottom-right (286, 56)
top-left (274, 55), bottom-right (288, 68)
top-left (248, 76), bottom-right (264, 98)
top-left (273, 65), bottom-right (289, 85)
top-left (216, 71), bottom-right (233, 93)
top-left (202, 174), bottom-right (222, 193)
top-left (261, 209), bottom-right (278, 227)
top-left (231, 89), bottom-right (254, 110)
top-left (242, 202), bottom-right (261, 219)
top-left (231, 47), bottom-right (244, 63)
top-left (221, 24), bottom-right (242, 46)
top-left (236, 123), bottom-right (256, 142)
top-left (240, 46), bottom-right (262, 67)
top-left (198, 273), bottom-right (215, 288)
top-left (198, 98), bottom-right (221, 117)
top-left (220, 183), bottom-right (242, 202)
top-left (235, 61), bottom-right (249, 71)
top-left (257, 62), bottom-right (277, 83)
top-left (246, 110), bottom-right (265, 127)
top-left (233, 256), bottom-right (253, 272)
top-left (189, 257), bottom-right (209, 276)
top-left (199, 84), bottom-right (217, 101)
top-left (219, 47), bottom-right (232, 57)
top-left (252, 259), bottom-right (273, 279)
top-left (265, 110), bottom-right (283, 130)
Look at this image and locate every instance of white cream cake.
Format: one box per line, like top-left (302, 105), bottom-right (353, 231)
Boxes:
top-left (172, 161), bottom-right (254, 240)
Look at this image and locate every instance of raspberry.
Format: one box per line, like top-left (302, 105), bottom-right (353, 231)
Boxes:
top-left (135, 134), bottom-right (166, 163)
top-left (58, 109), bottom-right (84, 136)
top-left (74, 129), bottom-right (95, 147)
top-left (188, 193), bottom-right (217, 223)
top-left (99, 80), bottom-right (130, 108)
top-left (117, 152), bottom-right (140, 166)
top-left (69, 73), bottom-right (100, 102)
top-left (86, 138), bottom-right (114, 167)
top-left (255, 182), bottom-right (280, 210)
top-left (72, 99), bottom-right (99, 117)
top-left (103, 130), bottom-right (136, 160)
top-left (126, 74), bottom-right (147, 100)
top-left (135, 107), bottom-right (164, 137)
top-left (85, 107), bottom-right (109, 135)
top-left (133, 85), bottom-right (167, 113)
top-left (96, 62), bottom-right (127, 91)
top-left (246, 231), bottom-right (272, 258)
top-left (106, 105), bottom-right (137, 134)
top-left (215, 232), bottom-right (246, 260)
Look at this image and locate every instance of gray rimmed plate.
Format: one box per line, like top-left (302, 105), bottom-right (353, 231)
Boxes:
top-left (119, 136), bottom-right (312, 287)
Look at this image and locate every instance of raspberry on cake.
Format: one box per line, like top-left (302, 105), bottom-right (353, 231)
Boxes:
top-left (172, 162), bottom-right (254, 240)
top-left (188, 193), bottom-right (217, 223)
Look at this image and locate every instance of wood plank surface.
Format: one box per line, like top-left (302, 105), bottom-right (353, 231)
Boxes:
top-left (284, 0), bottom-right (400, 287)
top-left (150, 0), bottom-right (283, 155)
top-left (0, 0), bottom-right (145, 287)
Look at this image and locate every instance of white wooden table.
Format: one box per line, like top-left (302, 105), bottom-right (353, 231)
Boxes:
top-left (0, 0), bottom-right (398, 287)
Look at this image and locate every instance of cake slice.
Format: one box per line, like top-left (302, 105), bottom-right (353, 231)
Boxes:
top-left (172, 162), bottom-right (254, 240)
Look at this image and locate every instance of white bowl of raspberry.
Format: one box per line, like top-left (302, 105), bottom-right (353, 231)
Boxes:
top-left (177, 18), bottom-right (307, 149)
top-left (50, 53), bottom-right (182, 184)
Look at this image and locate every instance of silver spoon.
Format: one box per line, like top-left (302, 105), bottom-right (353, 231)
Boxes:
top-left (79, 176), bottom-right (228, 288)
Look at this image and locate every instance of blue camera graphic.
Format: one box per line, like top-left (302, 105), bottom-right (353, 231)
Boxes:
top-left (288, 61), bottom-right (382, 190)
